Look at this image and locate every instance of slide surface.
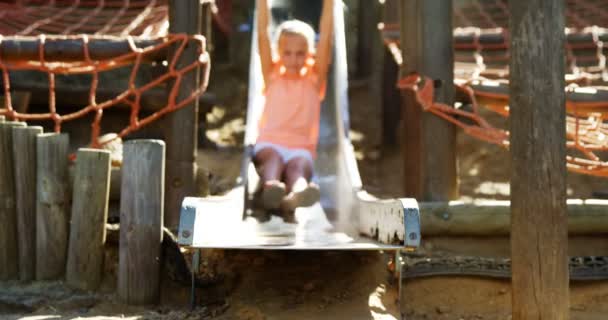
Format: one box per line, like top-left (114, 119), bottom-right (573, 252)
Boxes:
top-left (177, 0), bottom-right (419, 250)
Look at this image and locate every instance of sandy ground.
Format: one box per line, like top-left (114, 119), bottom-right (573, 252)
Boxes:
top-left (3, 66), bottom-right (608, 320)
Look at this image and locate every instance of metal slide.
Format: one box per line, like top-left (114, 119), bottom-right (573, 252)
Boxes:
top-left (177, 0), bottom-right (420, 251)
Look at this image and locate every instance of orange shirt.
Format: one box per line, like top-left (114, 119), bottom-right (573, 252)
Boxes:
top-left (257, 65), bottom-right (325, 158)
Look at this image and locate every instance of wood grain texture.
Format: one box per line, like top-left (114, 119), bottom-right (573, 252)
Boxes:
top-left (509, 1), bottom-right (569, 319)
top-left (0, 121), bottom-right (26, 280)
top-left (419, 200), bottom-right (608, 236)
top-left (66, 149), bottom-right (111, 291)
top-left (163, 0), bottom-right (201, 230)
top-left (399, 0), bottom-right (457, 201)
top-left (118, 140), bottom-right (165, 305)
top-left (12, 125), bottom-right (43, 281)
top-left (36, 133), bottom-right (70, 280)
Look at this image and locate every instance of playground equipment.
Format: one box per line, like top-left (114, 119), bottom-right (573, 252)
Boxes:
top-left (177, 0), bottom-right (421, 312)
top-left (0, 0), bottom-right (209, 302)
top-left (381, 0), bottom-right (608, 177)
top-left (0, 0), bottom-right (212, 230)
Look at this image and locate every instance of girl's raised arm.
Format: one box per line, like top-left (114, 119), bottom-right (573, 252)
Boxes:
top-left (257, 0), bottom-right (273, 85)
top-left (314, 0), bottom-right (334, 87)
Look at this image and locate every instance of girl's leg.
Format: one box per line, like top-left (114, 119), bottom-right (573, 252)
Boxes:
top-left (282, 157), bottom-right (320, 210)
top-left (253, 147), bottom-right (286, 209)
top-left (283, 157), bottom-right (312, 193)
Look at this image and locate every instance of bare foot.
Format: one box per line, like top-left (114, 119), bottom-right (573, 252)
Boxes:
top-left (281, 182), bottom-right (320, 211)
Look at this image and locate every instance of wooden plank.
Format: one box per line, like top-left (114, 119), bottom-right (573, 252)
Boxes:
top-left (420, 200), bottom-right (608, 236)
top-left (69, 165), bottom-right (121, 201)
top-left (399, 0), bottom-right (457, 201)
top-left (164, 0), bottom-right (201, 231)
top-left (0, 121), bottom-right (26, 280)
top-left (509, 1), bottom-right (568, 319)
top-left (118, 140), bottom-right (165, 305)
top-left (12, 125), bottom-right (43, 281)
top-left (3, 69), bottom-right (215, 112)
top-left (36, 133), bottom-right (70, 280)
top-left (66, 149), bottom-right (111, 291)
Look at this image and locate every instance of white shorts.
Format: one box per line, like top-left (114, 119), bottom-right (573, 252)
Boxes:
top-left (254, 142), bottom-right (314, 165)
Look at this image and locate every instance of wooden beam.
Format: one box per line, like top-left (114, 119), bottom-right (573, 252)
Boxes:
top-left (164, 0), bottom-right (201, 231)
top-left (118, 140), bottom-right (165, 305)
top-left (2, 67), bottom-right (215, 112)
top-left (0, 37), bottom-right (164, 62)
top-left (36, 133), bottom-right (70, 280)
top-left (66, 149), bottom-right (111, 291)
top-left (0, 121), bottom-right (26, 280)
top-left (399, 0), bottom-right (457, 201)
top-left (12, 125), bottom-right (43, 281)
top-left (509, 1), bottom-right (568, 319)
top-left (419, 200), bottom-right (608, 236)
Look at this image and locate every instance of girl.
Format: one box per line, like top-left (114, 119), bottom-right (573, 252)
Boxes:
top-left (254, 0), bottom-right (334, 214)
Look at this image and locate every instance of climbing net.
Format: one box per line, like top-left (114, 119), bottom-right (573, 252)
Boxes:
top-left (383, 0), bottom-right (608, 177)
top-left (0, 0), bottom-right (169, 37)
top-left (0, 1), bottom-right (210, 147)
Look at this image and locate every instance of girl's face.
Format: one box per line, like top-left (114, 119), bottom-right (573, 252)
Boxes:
top-left (278, 33), bottom-right (310, 75)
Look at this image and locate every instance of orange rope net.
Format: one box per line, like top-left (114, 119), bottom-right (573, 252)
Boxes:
top-left (382, 0), bottom-right (608, 177)
top-left (0, 0), bottom-right (168, 37)
top-left (0, 34), bottom-right (209, 147)
top-left (0, 1), bottom-right (210, 148)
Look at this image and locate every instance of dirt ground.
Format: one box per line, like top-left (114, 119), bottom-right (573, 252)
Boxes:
top-left (3, 63), bottom-right (608, 320)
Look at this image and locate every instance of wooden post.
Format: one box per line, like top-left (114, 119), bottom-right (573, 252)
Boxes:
top-left (0, 121), bottom-right (26, 280)
top-left (66, 149), bottom-right (111, 291)
top-left (118, 140), bottom-right (165, 305)
top-left (12, 125), bottom-right (43, 281)
top-left (399, 0), bottom-right (457, 201)
top-left (380, 0), bottom-right (402, 146)
top-left (509, 1), bottom-right (568, 319)
top-left (36, 133), bottom-right (70, 280)
top-left (164, 0), bottom-right (201, 231)
top-left (201, 0), bottom-right (214, 53)
top-left (357, 0), bottom-right (377, 78)
top-left (367, 0), bottom-right (389, 147)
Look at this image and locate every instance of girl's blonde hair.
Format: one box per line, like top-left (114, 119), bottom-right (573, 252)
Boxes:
top-left (274, 19), bottom-right (316, 54)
